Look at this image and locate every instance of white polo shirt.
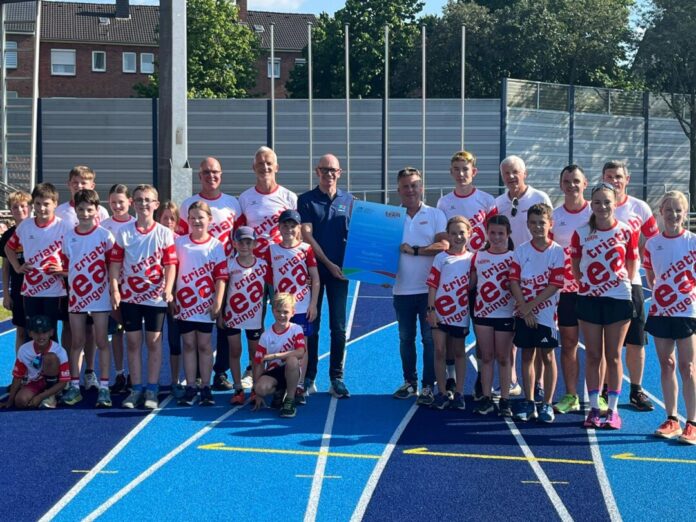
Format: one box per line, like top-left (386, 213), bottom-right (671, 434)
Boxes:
top-left (494, 185), bottom-right (552, 248)
top-left (393, 203), bottom-right (447, 296)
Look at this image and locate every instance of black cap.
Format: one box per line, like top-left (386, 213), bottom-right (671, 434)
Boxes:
top-left (278, 209), bottom-right (301, 224)
top-left (29, 315), bottom-right (53, 333)
top-left (234, 226), bottom-right (256, 241)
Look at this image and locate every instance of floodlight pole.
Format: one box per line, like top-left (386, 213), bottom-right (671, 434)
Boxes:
top-left (1, 3), bottom-right (7, 186)
top-left (345, 24), bottom-right (350, 191)
top-left (307, 22), bottom-right (313, 187)
top-left (461, 25), bottom-right (465, 150)
top-left (421, 25), bottom-right (426, 185)
top-left (270, 23), bottom-right (275, 149)
top-left (383, 25), bottom-right (389, 204)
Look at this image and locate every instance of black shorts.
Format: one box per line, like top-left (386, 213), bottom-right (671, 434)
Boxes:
top-left (557, 292), bottom-right (578, 328)
top-left (646, 316), bottom-right (696, 341)
top-left (108, 315), bottom-right (123, 335)
top-left (436, 323), bottom-right (469, 339)
top-left (624, 284), bottom-right (647, 346)
top-left (262, 363), bottom-right (299, 390)
top-left (177, 320), bottom-right (214, 335)
top-left (120, 302), bottom-right (166, 333)
top-left (226, 327), bottom-right (263, 341)
top-left (513, 319), bottom-right (559, 349)
top-left (576, 295), bottom-right (634, 326)
top-left (291, 313), bottom-right (314, 337)
top-left (10, 290), bottom-right (25, 328)
top-left (24, 296), bottom-right (66, 331)
top-left (473, 316), bottom-right (515, 332)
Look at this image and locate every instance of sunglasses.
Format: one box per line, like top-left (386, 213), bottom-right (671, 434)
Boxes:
top-left (31, 354), bottom-right (42, 370)
top-left (591, 182), bottom-right (616, 194)
top-left (511, 197), bottom-right (519, 217)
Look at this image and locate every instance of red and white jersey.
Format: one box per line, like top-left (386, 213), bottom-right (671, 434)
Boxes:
top-left (472, 249), bottom-right (516, 319)
top-left (643, 230), bottom-right (696, 318)
top-left (614, 195), bottom-right (659, 284)
top-left (509, 241), bottom-right (565, 329)
top-left (266, 242), bottom-right (317, 315)
top-left (62, 225), bottom-right (115, 313)
top-left (55, 202), bottom-right (110, 227)
top-left (13, 340), bottom-right (69, 383)
top-left (109, 221), bottom-right (177, 307)
top-left (7, 216), bottom-right (69, 298)
top-left (570, 221), bottom-right (638, 300)
top-left (101, 214), bottom-right (135, 237)
top-left (178, 192), bottom-right (242, 256)
top-left (551, 203), bottom-right (592, 293)
top-left (426, 251), bottom-right (474, 328)
top-left (223, 256), bottom-right (272, 330)
top-left (254, 322), bottom-right (305, 371)
top-left (494, 186), bottom-right (552, 248)
top-left (436, 188), bottom-right (496, 252)
top-left (238, 185), bottom-right (297, 256)
top-left (174, 235), bottom-right (228, 323)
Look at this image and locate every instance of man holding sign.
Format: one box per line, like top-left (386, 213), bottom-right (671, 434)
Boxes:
top-left (392, 167), bottom-right (448, 406)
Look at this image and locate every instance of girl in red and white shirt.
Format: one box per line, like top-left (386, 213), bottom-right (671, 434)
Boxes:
top-left (644, 191), bottom-right (696, 444)
top-left (571, 182), bottom-right (638, 430)
top-left (173, 201), bottom-right (228, 407)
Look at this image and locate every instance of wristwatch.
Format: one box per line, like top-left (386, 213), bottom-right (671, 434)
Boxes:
top-left (412, 245), bottom-right (419, 256)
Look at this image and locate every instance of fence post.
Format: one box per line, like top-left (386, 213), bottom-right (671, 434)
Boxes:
top-left (568, 84), bottom-right (575, 165)
top-left (152, 97), bottom-right (158, 187)
top-left (643, 91), bottom-right (649, 201)
top-left (499, 78), bottom-right (508, 194)
top-left (36, 97), bottom-right (42, 183)
top-left (266, 99), bottom-right (273, 149)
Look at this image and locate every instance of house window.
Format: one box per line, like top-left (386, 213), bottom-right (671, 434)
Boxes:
top-left (267, 57), bottom-right (281, 79)
top-left (140, 52), bottom-right (154, 74)
top-left (92, 51), bottom-right (106, 72)
top-left (5, 41), bottom-right (17, 69)
top-left (295, 58), bottom-right (306, 67)
top-left (51, 49), bottom-right (76, 76)
top-left (122, 52), bottom-right (137, 73)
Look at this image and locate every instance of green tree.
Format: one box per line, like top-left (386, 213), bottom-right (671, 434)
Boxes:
top-left (287, 0), bottom-right (425, 98)
top-left (135, 0), bottom-right (259, 98)
top-left (633, 0), bottom-right (696, 211)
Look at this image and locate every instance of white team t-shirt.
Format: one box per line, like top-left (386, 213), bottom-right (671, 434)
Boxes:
top-left (436, 188), bottom-right (496, 252)
top-left (494, 186), bottom-right (552, 249)
top-left (643, 230), bottom-right (696, 318)
top-left (472, 250), bottom-right (516, 319)
top-left (224, 257), bottom-right (271, 330)
top-left (254, 323), bottom-right (306, 371)
top-left (101, 215), bottom-right (135, 236)
top-left (178, 192), bottom-right (242, 257)
top-left (7, 216), bottom-right (69, 298)
top-left (551, 203), bottom-right (592, 293)
top-left (238, 185), bottom-right (297, 256)
top-left (62, 225), bottom-right (115, 313)
top-left (174, 235), bottom-right (228, 323)
top-left (109, 221), bottom-right (177, 307)
top-left (570, 221), bottom-right (638, 300)
top-left (394, 204), bottom-right (448, 296)
top-left (266, 242), bottom-right (317, 315)
top-left (614, 195), bottom-right (659, 285)
top-left (509, 241), bottom-right (565, 329)
top-left (55, 202), bottom-right (110, 227)
top-left (13, 340), bottom-right (70, 383)
top-left (426, 251), bottom-right (474, 328)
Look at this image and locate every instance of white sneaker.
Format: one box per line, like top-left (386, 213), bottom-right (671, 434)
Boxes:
top-left (241, 368), bottom-right (254, 390)
top-left (84, 372), bottom-right (99, 390)
top-left (39, 395), bottom-right (57, 409)
top-left (143, 389), bottom-right (158, 410)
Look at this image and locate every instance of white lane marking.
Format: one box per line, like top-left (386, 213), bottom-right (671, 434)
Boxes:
top-left (303, 397), bottom-right (339, 522)
top-left (0, 327), bottom-right (17, 337)
top-left (82, 403), bottom-right (246, 521)
top-left (38, 396), bottom-right (173, 521)
top-left (346, 281), bottom-right (360, 341)
top-left (349, 404), bottom-right (418, 522)
top-left (318, 321), bottom-right (398, 361)
top-left (504, 418), bottom-right (573, 522)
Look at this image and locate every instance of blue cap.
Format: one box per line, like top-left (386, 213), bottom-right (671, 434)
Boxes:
top-left (234, 226), bottom-right (256, 241)
top-left (278, 209), bottom-right (301, 224)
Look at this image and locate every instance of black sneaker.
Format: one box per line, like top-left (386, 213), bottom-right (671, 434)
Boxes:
top-left (498, 398), bottom-right (513, 417)
top-left (179, 386), bottom-right (198, 406)
top-left (475, 396), bottom-right (495, 415)
top-left (212, 373), bottom-right (233, 391)
top-left (473, 377), bottom-right (484, 402)
top-left (280, 397), bottom-right (296, 418)
top-left (110, 373), bottom-right (128, 394)
top-left (630, 389), bottom-right (654, 411)
top-left (295, 387), bottom-right (307, 406)
top-left (200, 386), bottom-right (215, 406)
top-left (271, 388), bottom-right (286, 409)
top-left (445, 378), bottom-right (456, 398)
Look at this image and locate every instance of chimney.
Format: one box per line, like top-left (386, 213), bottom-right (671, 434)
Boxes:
top-left (237, 0), bottom-right (248, 21)
top-left (116, 0), bottom-right (130, 20)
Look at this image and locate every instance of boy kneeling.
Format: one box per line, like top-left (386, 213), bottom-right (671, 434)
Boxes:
top-left (1, 315), bottom-right (70, 409)
top-left (252, 293), bottom-right (305, 418)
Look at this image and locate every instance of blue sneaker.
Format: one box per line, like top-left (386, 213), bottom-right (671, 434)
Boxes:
top-left (432, 392), bottom-right (450, 410)
top-left (534, 383), bottom-right (545, 403)
top-left (514, 401), bottom-right (537, 422)
top-left (539, 403), bottom-right (555, 423)
top-left (475, 396), bottom-right (495, 415)
top-left (329, 379), bottom-right (350, 399)
top-left (450, 392), bottom-right (466, 410)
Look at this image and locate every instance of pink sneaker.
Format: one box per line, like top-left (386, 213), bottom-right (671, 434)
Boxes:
top-left (602, 409), bottom-right (622, 430)
top-left (583, 408), bottom-right (602, 429)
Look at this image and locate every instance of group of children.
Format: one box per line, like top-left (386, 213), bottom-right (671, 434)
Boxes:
top-left (0, 166), bottom-right (315, 419)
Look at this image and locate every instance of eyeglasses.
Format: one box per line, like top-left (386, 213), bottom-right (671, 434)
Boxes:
top-left (591, 182), bottom-right (616, 194)
top-left (318, 167), bottom-right (341, 175)
top-left (134, 197), bottom-right (155, 205)
top-left (200, 169), bottom-right (221, 175)
top-left (511, 197), bottom-right (519, 217)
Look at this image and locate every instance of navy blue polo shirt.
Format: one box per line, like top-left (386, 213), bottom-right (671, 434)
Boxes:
top-left (297, 186), bottom-right (354, 277)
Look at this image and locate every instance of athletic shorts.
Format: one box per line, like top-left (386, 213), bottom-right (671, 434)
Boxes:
top-left (646, 316), bottom-right (696, 340)
top-left (557, 292), bottom-right (578, 328)
top-left (261, 363), bottom-right (299, 390)
top-left (226, 328), bottom-right (263, 341)
top-left (472, 316), bottom-right (515, 332)
top-left (108, 315), bottom-right (123, 336)
top-left (624, 284), bottom-right (647, 346)
top-left (576, 295), bottom-right (634, 326)
top-left (436, 323), bottom-right (469, 339)
top-left (23, 296), bottom-right (65, 332)
top-left (513, 319), bottom-right (559, 349)
top-left (291, 313), bottom-right (314, 337)
top-left (177, 320), bottom-right (214, 335)
top-left (10, 290), bottom-right (25, 328)
top-left (120, 302), bottom-right (166, 333)
top-left (24, 378), bottom-right (48, 395)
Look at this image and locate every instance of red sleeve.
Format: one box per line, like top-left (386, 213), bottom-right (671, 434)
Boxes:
top-left (58, 361), bottom-right (70, 382)
top-left (305, 246), bottom-right (317, 268)
top-left (213, 260), bottom-right (228, 281)
top-left (11, 359), bottom-right (27, 379)
top-left (508, 260), bottom-right (521, 281)
top-left (641, 216), bottom-right (659, 238)
top-left (176, 217), bottom-right (189, 236)
top-left (236, 214), bottom-right (247, 227)
top-left (642, 247), bottom-right (652, 270)
top-left (625, 230), bottom-right (639, 260)
top-left (59, 252), bottom-right (69, 271)
top-left (253, 345), bottom-right (267, 365)
top-left (6, 231), bottom-right (20, 251)
top-left (485, 207), bottom-right (498, 221)
top-left (549, 266), bottom-right (565, 288)
top-left (426, 266), bottom-right (440, 289)
top-left (263, 262), bottom-right (273, 286)
top-left (294, 331), bottom-right (306, 351)
top-left (263, 248), bottom-right (273, 268)
top-left (109, 242), bottom-right (125, 263)
top-left (569, 232), bottom-right (581, 259)
top-left (162, 244), bottom-right (177, 266)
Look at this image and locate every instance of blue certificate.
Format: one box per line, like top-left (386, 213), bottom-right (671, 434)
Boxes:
top-left (342, 201), bottom-right (406, 284)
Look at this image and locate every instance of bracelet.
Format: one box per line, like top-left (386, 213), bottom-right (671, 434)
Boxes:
top-left (412, 245), bottom-right (420, 256)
